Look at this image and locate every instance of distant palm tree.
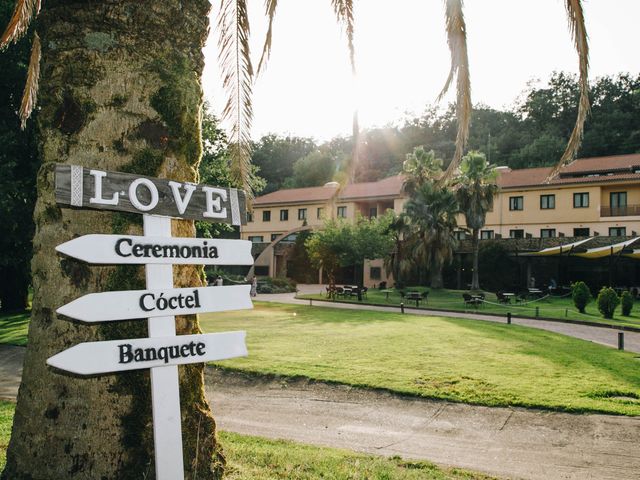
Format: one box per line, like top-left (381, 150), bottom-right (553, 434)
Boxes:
top-left (404, 183), bottom-right (459, 289)
top-left (453, 151), bottom-right (498, 291)
top-left (402, 146), bottom-right (443, 194)
top-left (383, 213), bottom-right (412, 288)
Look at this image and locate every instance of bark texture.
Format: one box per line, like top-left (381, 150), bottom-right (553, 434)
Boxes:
top-left (2, 1), bottom-right (226, 479)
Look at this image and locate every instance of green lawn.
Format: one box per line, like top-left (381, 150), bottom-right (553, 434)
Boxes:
top-left (0, 312), bottom-right (29, 346)
top-left (0, 401), bottom-right (493, 479)
top-left (200, 302), bottom-right (640, 416)
top-left (3, 303), bottom-right (640, 415)
top-left (298, 288), bottom-right (640, 329)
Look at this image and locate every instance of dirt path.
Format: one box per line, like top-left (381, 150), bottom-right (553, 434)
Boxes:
top-left (2, 345), bottom-right (639, 479)
top-left (207, 369), bottom-right (640, 480)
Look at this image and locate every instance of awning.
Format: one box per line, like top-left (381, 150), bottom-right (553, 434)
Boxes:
top-left (573, 237), bottom-right (640, 259)
top-left (519, 237), bottom-right (593, 256)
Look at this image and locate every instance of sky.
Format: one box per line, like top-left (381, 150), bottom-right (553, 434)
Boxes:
top-left (201, 0), bottom-right (640, 142)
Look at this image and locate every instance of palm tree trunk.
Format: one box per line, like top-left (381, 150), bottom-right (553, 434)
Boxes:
top-left (470, 228), bottom-right (480, 291)
top-left (430, 259), bottom-right (444, 289)
top-left (2, 2), bottom-right (225, 479)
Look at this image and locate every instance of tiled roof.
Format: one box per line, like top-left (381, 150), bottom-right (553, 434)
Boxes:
top-left (498, 154), bottom-right (640, 189)
top-left (253, 184), bottom-right (338, 205)
top-left (253, 175), bottom-right (406, 206)
top-left (339, 175), bottom-right (405, 200)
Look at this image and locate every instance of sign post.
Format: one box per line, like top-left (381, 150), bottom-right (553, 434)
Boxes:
top-left (49, 164), bottom-right (254, 480)
top-left (144, 214), bottom-right (184, 480)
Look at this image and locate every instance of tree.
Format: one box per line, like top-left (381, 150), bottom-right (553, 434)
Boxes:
top-left (2, 1), bottom-right (225, 479)
top-left (403, 183), bottom-right (459, 289)
top-left (453, 151), bottom-right (498, 291)
top-left (197, 106), bottom-right (264, 239)
top-left (284, 150), bottom-right (336, 188)
top-left (251, 134), bottom-right (316, 193)
top-left (0, 0), bottom-right (37, 312)
top-left (306, 216), bottom-right (392, 290)
top-left (402, 146), bottom-right (443, 194)
top-left (383, 213), bottom-right (411, 289)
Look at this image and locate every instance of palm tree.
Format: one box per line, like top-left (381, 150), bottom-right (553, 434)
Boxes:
top-left (383, 213), bottom-right (412, 288)
top-left (1, 1), bottom-right (225, 479)
top-left (402, 146), bottom-right (443, 194)
top-left (453, 151), bottom-right (498, 291)
top-left (404, 183), bottom-right (459, 289)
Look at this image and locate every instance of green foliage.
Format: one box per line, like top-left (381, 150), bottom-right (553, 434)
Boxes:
top-left (286, 229), bottom-right (317, 283)
top-left (402, 146), bottom-right (443, 193)
top-left (256, 277), bottom-right (296, 294)
top-left (283, 150), bottom-right (336, 188)
top-left (251, 134), bottom-right (317, 193)
top-left (306, 216), bottom-right (394, 284)
top-left (403, 183), bottom-right (459, 288)
top-left (572, 281), bottom-right (591, 313)
top-left (477, 242), bottom-right (518, 292)
top-left (0, 1), bottom-right (38, 311)
top-left (197, 106), bottom-right (265, 239)
top-left (597, 287), bottom-right (620, 319)
top-left (621, 291), bottom-right (634, 316)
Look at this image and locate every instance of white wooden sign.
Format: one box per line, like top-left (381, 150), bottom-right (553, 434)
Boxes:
top-left (47, 332), bottom-right (247, 375)
top-left (52, 166), bottom-right (255, 480)
top-left (56, 235), bottom-right (253, 265)
top-left (57, 285), bottom-right (252, 322)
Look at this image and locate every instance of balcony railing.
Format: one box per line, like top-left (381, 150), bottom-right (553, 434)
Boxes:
top-left (601, 205), bottom-right (640, 217)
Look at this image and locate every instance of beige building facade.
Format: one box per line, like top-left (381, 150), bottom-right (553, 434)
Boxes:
top-left (241, 153), bottom-right (640, 286)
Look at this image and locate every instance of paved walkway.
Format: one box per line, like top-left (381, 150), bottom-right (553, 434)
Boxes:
top-left (3, 346), bottom-right (639, 479)
top-left (256, 285), bottom-right (640, 353)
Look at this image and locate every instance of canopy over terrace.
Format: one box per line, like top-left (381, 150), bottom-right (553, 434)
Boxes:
top-left (573, 237), bottom-right (640, 258)
top-left (518, 237), bottom-right (593, 256)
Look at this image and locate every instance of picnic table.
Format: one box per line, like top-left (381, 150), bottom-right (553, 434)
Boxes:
top-left (405, 291), bottom-right (425, 307)
top-left (380, 288), bottom-right (394, 301)
top-left (503, 292), bottom-right (515, 303)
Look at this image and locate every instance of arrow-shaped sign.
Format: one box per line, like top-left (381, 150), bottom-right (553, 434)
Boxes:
top-left (56, 234), bottom-right (254, 265)
top-left (47, 332), bottom-right (247, 375)
top-left (57, 284), bottom-right (252, 322)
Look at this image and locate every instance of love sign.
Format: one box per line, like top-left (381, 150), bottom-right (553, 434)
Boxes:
top-left (50, 164), bottom-right (254, 480)
top-left (55, 164), bottom-right (247, 224)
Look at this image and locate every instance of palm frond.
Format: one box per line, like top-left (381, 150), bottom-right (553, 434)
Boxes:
top-left (217, 0), bottom-right (255, 197)
top-left (330, 0), bottom-right (356, 74)
top-left (0, 0), bottom-right (39, 49)
top-left (438, 0), bottom-right (471, 181)
top-left (256, 0), bottom-right (278, 76)
top-left (546, 0), bottom-right (590, 181)
top-left (19, 31), bottom-right (40, 129)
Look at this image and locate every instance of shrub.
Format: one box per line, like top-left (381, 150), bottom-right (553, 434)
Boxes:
top-left (621, 290), bottom-right (633, 316)
top-left (571, 281), bottom-right (591, 313)
top-left (597, 287), bottom-right (620, 319)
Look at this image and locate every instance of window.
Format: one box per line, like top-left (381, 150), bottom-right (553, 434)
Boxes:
top-left (298, 208), bottom-right (307, 220)
top-left (480, 230), bottom-right (494, 240)
top-left (453, 230), bottom-right (466, 240)
top-left (271, 233), bottom-right (281, 241)
top-left (509, 196), bottom-right (523, 211)
top-left (246, 212), bottom-right (253, 222)
top-left (610, 192), bottom-right (627, 207)
top-left (337, 206), bottom-right (347, 218)
top-left (279, 209), bottom-right (288, 221)
top-left (262, 210), bottom-right (271, 222)
top-left (509, 229), bottom-right (524, 239)
top-left (573, 192), bottom-right (589, 208)
top-left (248, 236), bottom-right (263, 243)
top-left (540, 194), bottom-right (555, 209)
top-left (540, 228), bottom-right (556, 238)
top-left (369, 207), bottom-right (378, 218)
top-left (573, 228), bottom-right (590, 237)
top-left (609, 227), bottom-right (627, 237)
top-left (370, 266), bottom-right (382, 280)
top-left (317, 207), bottom-right (324, 219)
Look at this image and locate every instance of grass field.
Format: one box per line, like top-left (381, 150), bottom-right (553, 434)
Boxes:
top-left (199, 303), bottom-right (640, 416)
top-left (0, 312), bottom-right (29, 346)
top-left (0, 401), bottom-right (493, 479)
top-left (3, 303), bottom-right (640, 415)
top-left (298, 287), bottom-right (640, 329)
